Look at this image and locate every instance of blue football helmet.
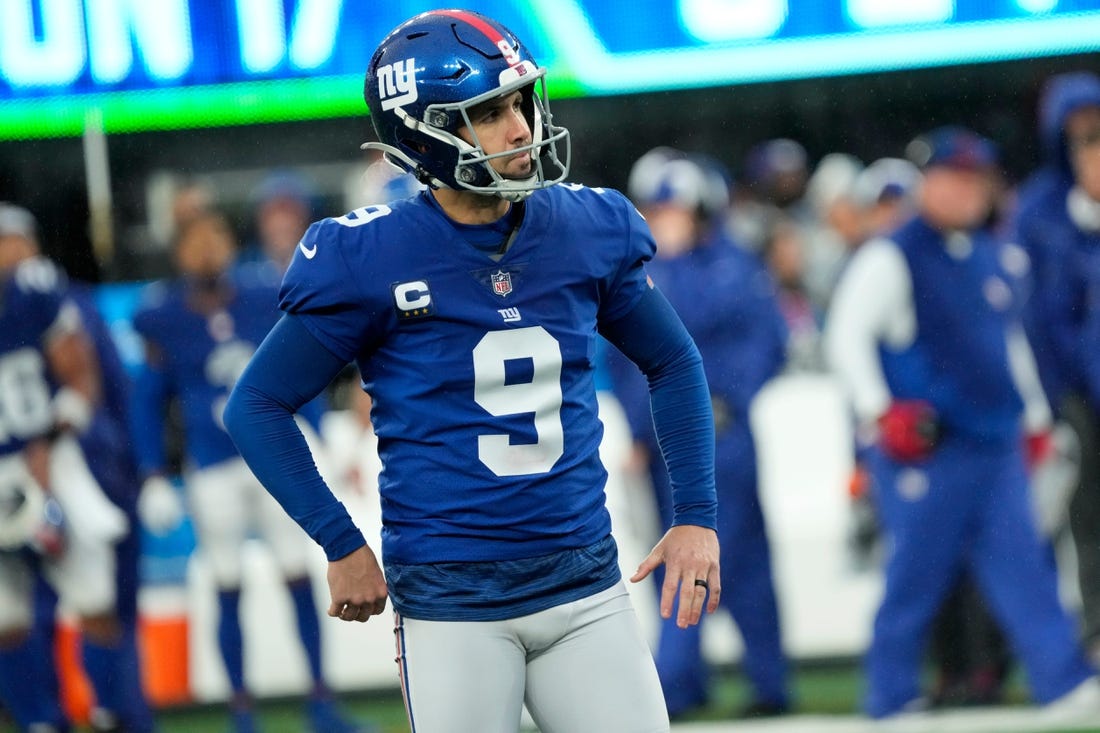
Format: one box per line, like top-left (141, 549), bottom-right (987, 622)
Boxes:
top-left (362, 9), bottom-right (570, 202)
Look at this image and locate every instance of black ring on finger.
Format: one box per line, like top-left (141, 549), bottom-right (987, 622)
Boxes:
top-left (694, 578), bottom-right (709, 589)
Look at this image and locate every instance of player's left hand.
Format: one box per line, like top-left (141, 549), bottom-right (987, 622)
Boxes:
top-left (327, 544), bottom-right (389, 623)
top-left (631, 525), bottom-right (720, 629)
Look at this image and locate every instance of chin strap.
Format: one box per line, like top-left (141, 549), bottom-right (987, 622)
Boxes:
top-left (360, 142), bottom-right (447, 191)
top-left (492, 177), bottom-right (538, 202)
top-left (359, 140), bottom-right (536, 202)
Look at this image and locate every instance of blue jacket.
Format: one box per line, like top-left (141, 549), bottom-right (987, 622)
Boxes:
top-left (1012, 71), bottom-right (1100, 411)
top-left (883, 218), bottom-right (1025, 446)
top-left (608, 231), bottom-right (788, 450)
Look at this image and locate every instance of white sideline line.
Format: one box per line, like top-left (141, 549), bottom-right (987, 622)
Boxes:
top-left (671, 707), bottom-right (1100, 733)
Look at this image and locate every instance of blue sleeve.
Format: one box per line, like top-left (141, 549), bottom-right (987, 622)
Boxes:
top-left (599, 285), bottom-right (717, 530)
top-left (129, 362), bottom-right (170, 478)
top-left (278, 217), bottom-right (386, 363)
top-left (72, 285), bottom-right (133, 429)
top-left (603, 337), bottom-right (658, 446)
top-left (223, 313), bottom-right (364, 561)
top-left (598, 193), bottom-right (657, 323)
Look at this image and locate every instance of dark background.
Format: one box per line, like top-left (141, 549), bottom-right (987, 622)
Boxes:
top-left (2, 51), bottom-right (1097, 283)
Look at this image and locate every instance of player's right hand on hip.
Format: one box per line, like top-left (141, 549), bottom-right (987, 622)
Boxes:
top-left (877, 399), bottom-right (939, 463)
top-left (138, 475), bottom-right (185, 534)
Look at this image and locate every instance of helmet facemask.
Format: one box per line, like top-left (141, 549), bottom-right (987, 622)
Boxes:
top-left (364, 66), bottom-right (570, 202)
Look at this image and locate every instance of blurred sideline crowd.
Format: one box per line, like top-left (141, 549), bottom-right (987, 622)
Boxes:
top-left (3, 68), bottom-right (1100, 730)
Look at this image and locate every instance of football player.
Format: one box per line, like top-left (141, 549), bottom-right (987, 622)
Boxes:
top-left (129, 211), bottom-right (369, 733)
top-left (223, 10), bottom-right (720, 733)
top-left (0, 203), bottom-right (144, 732)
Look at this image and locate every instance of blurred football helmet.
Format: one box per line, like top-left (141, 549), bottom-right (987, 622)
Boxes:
top-left (362, 9), bottom-right (570, 202)
top-left (628, 147), bottom-right (730, 220)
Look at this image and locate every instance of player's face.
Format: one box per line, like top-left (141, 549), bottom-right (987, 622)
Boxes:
top-left (174, 216), bottom-right (236, 280)
top-left (827, 196), bottom-right (867, 246)
top-left (643, 204), bottom-right (699, 258)
top-left (0, 233), bottom-right (38, 273)
top-left (258, 197), bottom-right (309, 267)
top-left (766, 219), bottom-right (807, 289)
top-left (920, 166), bottom-right (996, 231)
top-left (459, 90), bottom-right (534, 179)
top-left (1067, 106), bottom-right (1100, 201)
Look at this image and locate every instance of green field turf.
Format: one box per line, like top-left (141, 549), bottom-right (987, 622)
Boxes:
top-left (6, 663), bottom-right (1099, 732)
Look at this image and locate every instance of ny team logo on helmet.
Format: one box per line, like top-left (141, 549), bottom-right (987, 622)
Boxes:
top-left (377, 59), bottom-right (417, 110)
top-left (363, 9), bottom-right (571, 202)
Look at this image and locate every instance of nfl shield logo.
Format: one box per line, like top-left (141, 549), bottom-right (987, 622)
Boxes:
top-left (491, 270), bottom-right (513, 297)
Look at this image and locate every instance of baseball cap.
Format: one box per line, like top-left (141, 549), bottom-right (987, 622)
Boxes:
top-left (744, 138), bottom-right (808, 187)
top-left (805, 153), bottom-right (863, 215)
top-left (0, 202), bottom-right (37, 240)
top-left (905, 126), bottom-right (999, 171)
top-left (852, 157), bottom-right (923, 208)
top-left (250, 169), bottom-right (317, 212)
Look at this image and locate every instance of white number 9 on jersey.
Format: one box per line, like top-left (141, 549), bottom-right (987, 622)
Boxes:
top-left (472, 327), bottom-right (564, 476)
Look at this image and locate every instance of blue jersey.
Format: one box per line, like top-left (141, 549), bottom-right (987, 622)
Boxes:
top-left (131, 269), bottom-right (286, 471)
top-left (0, 258), bottom-right (71, 457)
top-left (280, 185), bottom-right (655, 566)
top-left (71, 282), bottom-right (140, 505)
top-left (883, 218), bottom-right (1025, 445)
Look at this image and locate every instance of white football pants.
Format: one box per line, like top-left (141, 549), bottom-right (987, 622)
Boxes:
top-left (395, 580), bottom-right (670, 733)
top-left (0, 437), bottom-right (124, 631)
top-left (187, 456), bottom-right (312, 587)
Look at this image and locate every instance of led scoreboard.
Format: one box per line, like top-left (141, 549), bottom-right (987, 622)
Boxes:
top-left (1, 0), bottom-right (1099, 139)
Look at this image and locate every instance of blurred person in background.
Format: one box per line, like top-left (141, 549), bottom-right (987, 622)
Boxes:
top-left (242, 170), bottom-right (318, 276)
top-left (800, 152), bottom-right (865, 312)
top-left (760, 214), bottom-right (822, 372)
top-left (0, 203), bottom-right (152, 733)
top-left (886, 146), bottom-right (1013, 709)
top-left (726, 137), bottom-right (810, 254)
top-left (745, 138), bottom-right (811, 214)
top-left (609, 147), bottom-right (791, 720)
top-left (852, 157), bottom-right (923, 242)
top-left (162, 178), bottom-right (219, 255)
top-left (825, 126), bottom-right (1100, 721)
top-left (171, 181), bottom-right (217, 236)
top-left (1013, 70), bottom-right (1100, 668)
top-left (129, 211), bottom-right (371, 733)
top-left (7, 202), bottom-right (159, 732)
top-left (346, 150), bottom-right (426, 209)
top-left (845, 156), bottom-right (1011, 710)
top-left (320, 383), bottom-right (381, 505)
top-left (832, 158), bottom-right (925, 583)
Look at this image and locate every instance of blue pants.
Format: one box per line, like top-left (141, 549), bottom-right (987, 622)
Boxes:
top-left (864, 438), bottom-right (1094, 717)
top-left (649, 421), bottom-right (789, 714)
